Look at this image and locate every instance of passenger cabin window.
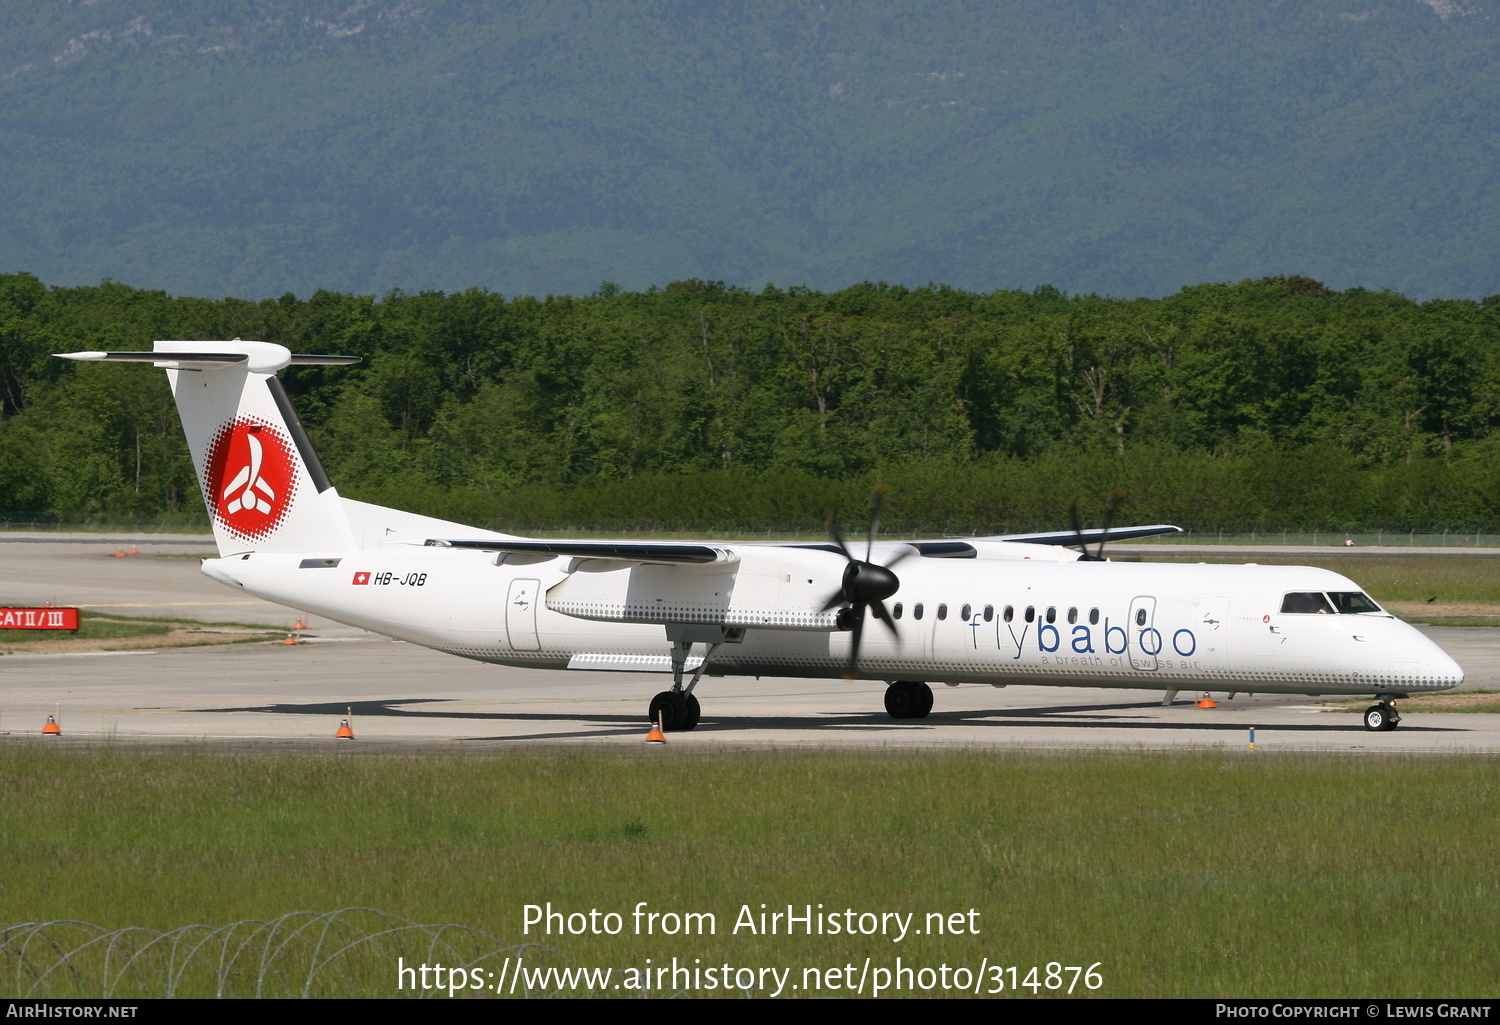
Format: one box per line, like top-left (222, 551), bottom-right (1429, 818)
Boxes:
top-left (1003, 606), bottom-right (1014, 623)
top-left (1135, 608), bottom-right (1147, 626)
top-left (1281, 592), bottom-right (1334, 615)
top-left (1067, 607), bottom-right (1078, 625)
top-left (1089, 608), bottom-right (1100, 625)
top-left (983, 605), bottom-right (994, 623)
top-left (937, 603), bottom-right (948, 621)
top-left (893, 602), bottom-right (903, 620)
top-left (1024, 606), bottom-right (1035, 623)
top-left (960, 604), bottom-right (971, 620)
top-left (1046, 606), bottom-right (1056, 623)
top-left (914, 603), bottom-right (925, 620)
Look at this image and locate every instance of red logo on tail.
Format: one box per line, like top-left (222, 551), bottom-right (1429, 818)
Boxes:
top-left (203, 419), bottom-right (298, 541)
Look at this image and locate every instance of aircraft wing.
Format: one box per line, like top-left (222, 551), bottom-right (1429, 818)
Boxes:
top-left (982, 524), bottom-right (1184, 546)
top-left (777, 524), bottom-right (1182, 561)
top-left (424, 539), bottom-right (737, 565)
top-left (424, 524), bottom-right (1182, 566)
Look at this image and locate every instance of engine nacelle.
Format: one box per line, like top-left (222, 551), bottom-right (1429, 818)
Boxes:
top-left (546, 546), bottom-right (850, 630)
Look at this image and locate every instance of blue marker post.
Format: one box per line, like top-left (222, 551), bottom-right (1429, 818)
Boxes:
top-left (1249, 726), bottom-right (1256, 751)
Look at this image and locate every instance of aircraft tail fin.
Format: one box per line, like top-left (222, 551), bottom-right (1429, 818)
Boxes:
top-left (58, 341), bottom-right (361, 557)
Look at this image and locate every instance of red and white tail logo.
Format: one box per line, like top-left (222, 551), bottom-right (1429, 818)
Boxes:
top-left (223, 432), bottom-right (275, 514)
top-left (203, 419), bottom-right (298, 542)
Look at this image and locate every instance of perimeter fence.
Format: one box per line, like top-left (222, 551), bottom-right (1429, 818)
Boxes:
top-left (0, 909), bottom-right (575, 999)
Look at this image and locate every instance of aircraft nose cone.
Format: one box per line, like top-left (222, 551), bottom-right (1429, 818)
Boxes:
top-left (1420, 635), bottom-right (1465, 688)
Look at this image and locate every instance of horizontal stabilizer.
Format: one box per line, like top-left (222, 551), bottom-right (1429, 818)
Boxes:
top-left (57, 351), bottom-right (360, 366)
top-left (58, 350), bottom-right (248, 363)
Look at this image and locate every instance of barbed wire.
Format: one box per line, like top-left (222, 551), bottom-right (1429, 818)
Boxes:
top-left (0, 909), bottom-right (573, 998)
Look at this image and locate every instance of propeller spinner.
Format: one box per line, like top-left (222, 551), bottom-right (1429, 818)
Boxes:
top-left (821, 486), bottom-right (911, 678)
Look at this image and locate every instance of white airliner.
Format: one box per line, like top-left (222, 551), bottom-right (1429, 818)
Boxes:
top-left (59, 340), bottom-right (1464, 733)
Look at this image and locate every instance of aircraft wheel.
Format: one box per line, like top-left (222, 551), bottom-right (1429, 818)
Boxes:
top-left (884, 680), bottom-right (927, 720)
top-left (681, 693), bottom-right (701, 731)
top-left (1364, 704), bottom-right (1393, 732)
top-left (650, 690), bottom-right (691, 732)
top-left (913, 682), bottom-right (934, 718)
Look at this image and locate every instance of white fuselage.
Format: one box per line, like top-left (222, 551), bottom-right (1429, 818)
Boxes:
top-left (204, 549), bottom-right (1463, 698)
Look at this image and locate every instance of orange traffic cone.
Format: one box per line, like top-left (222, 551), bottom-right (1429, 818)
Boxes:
top-left (335, 718), bottom-right (354, 739)
top-left (112, 549), bottom-right (127, 558)
top-left (41, 714), bottom-right (61, 735)
top-left (292, 618), bottom-right (307, 632)
top-left (128, 547), bottom-right (139, 555)
top-left (282, 632), bottom-right (299, 645)
top-left (1195, 693), bottom-right (1217, 709)
top-left (645, 720), bottom-right (666, 744)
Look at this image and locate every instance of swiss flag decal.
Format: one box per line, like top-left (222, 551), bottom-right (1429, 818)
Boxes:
top-left (352, 572), bottom-right (371, 585)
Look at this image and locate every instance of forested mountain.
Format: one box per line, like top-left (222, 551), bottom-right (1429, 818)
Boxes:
top-left (2, 1), bottom-right (1499, 300)
top-left (3, 272), bottom-right (1499, 532)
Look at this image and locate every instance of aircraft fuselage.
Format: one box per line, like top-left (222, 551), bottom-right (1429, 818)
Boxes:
top-left (205, 550), bottom-right (1461, 698)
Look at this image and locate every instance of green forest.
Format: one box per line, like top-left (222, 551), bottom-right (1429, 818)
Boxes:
top-left (3, 271), bottom-right (1500, 534)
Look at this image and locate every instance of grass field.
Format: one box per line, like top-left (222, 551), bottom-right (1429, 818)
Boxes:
top-left (0, 610), bottom-right (174, 643)
top-left (1138, 553), bottom-right (1500, 605)
top-left (1324, 690), bottom-right (1500, 714)
top-left (0, 745), bottom-right (1494, 999)
top-left (0, 609), bottom-right (282, 654)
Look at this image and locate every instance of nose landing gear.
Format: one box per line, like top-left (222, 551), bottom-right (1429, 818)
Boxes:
top-left (1363, 698), bottom-right (1401, 732)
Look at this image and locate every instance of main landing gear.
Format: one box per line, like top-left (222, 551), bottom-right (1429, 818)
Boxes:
top-left (650, 690), bottom-right (701, 731)
top-left (649, 626), bottom-right (722, 732)
top-left (885, 680), bottom-right (933, 719)
top-left (1363, 698), bottom-right (1402, 732)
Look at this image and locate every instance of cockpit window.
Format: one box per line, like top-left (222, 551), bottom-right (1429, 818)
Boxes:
top-left (1281, 591), bottom-right (1384, 615)
top-left (1328, 591), bottom-right (1382, 614)
top-left (1280, 592), bottom-right (1334, 615)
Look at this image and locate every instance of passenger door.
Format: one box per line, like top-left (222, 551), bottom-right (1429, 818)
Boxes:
top-left (505, 577), bottom-right (541, 651)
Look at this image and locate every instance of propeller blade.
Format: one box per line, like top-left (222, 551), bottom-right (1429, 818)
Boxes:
top-left (825, 510), bottom-right (855, 564)
top-left (869, 598), bottom-right (900, 640)
top-left (824, 486), bottom-right (904, 678)
top-left (843, 606), bottom-right (866, 679)
top-left (1095, 487), bottom-right (1126, 560)
top-left (882, 545), bottom-right (916, 570)
top-left (1103, 487), bottom-right (1124, 525)
top-left (1067, 495), bottom-right (1088, 558)
top-left (866, 484), bottom-right (888, 563)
